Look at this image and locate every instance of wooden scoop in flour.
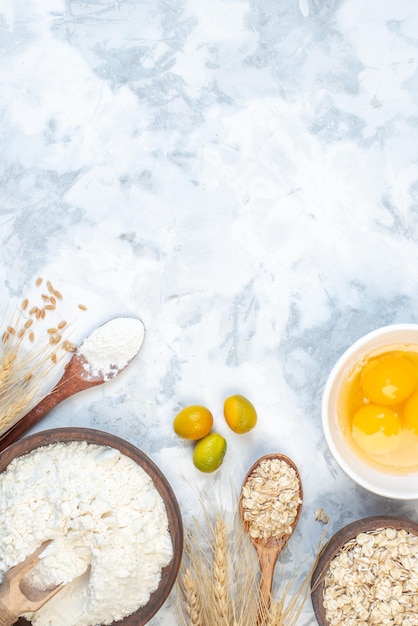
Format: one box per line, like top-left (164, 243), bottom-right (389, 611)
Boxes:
top-left (0, 542), bottom-right (63, 626)
top-left (0, 317), bottom-right (145, 453)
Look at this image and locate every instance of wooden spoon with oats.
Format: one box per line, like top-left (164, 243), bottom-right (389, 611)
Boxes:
top-left (239, 453), bottom-right (303, 621)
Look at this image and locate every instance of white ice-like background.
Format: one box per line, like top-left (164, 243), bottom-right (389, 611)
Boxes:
top-left (1, 0), bottom-right (418, 624)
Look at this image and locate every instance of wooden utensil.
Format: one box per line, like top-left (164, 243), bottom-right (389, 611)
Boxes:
top-left (0, 542), bottom-right (63, 626)
top-left (0, 318), bottom-right (145, 454)
top-left (239, 453), bottom-right (303, 621)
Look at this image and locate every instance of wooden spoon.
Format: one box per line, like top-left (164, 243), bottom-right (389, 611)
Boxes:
top-left (0, 318), bottom-right (145, 454)
top-left (239, 453), bottom-right (303, 621)
top-left (0, 542), bottom-right (64, 626)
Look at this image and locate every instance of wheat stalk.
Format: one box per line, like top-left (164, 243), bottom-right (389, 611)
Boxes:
top-left (182, 568), bottom-right (203, 626)
top-left (0, 279), bottom-right (83, 436)
top-left (177, 499), bottom-right (326, 626)
top-left (212, 517), bottom-right (230, 625)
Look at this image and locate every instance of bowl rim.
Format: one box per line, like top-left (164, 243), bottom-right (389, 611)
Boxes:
top-left (310, 514), bottom-right (418, 626)
top-left (0, 427), bottom-right (184, 626)
top-left (321, 324), bottom-right (418, 499)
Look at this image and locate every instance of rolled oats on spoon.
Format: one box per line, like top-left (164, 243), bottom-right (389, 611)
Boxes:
top-left (239, 454), bottom-right (303, 619)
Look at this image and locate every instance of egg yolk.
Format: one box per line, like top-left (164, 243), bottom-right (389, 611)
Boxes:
top-left (403, 391), bottom-right (418, 434)
top-left (361, 354), bottom-right (416, 406)
top-left (352, 404), bottom-right (401, 455)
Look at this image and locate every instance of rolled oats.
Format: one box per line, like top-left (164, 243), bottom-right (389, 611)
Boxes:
top-left (241, 458), bottom-right (302, 540)
top-left (322, 527), bottom-right (418, 625)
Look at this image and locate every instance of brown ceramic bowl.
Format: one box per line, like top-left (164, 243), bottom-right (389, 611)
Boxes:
top-left (311, 515), bottom-right (418, 625)
top-left (0, 427), bottom-right (183, 626)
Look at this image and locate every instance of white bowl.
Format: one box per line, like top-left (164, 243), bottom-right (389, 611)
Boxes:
top-left (322, 324), bottom-right (418, 500)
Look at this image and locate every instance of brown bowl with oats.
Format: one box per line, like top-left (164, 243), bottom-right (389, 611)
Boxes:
top-left (311, 515), bottom-right (418, 626)
top-left (0, 428), bottom-right (183, 626)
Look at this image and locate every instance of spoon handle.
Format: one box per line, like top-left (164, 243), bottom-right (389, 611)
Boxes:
top-left (0, 357), bottom-right (100, 453)
top-left (257, 546), bottom-right (280, 617)
top-left (0, 386), bottom-right (68, 454)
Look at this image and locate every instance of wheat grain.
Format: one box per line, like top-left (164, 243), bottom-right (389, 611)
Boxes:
top-left (35, 277), bottom-right (43, 286)
top-left (78, 304), bottom-right (88, 311)
top-left (62, 340), bottom-right (76, 352)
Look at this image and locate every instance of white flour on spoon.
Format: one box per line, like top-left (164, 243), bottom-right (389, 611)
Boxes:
top-left (78, 317), bottom-right (145, 380)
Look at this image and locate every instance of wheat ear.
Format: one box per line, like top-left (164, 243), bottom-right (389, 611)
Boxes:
top-left (212, 516), bottom-right (230, 625)
top-left (183, 567), bottom-right (204, 626)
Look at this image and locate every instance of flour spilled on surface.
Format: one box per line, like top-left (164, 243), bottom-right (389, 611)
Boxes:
top-left (78, 317), bottom-right (145, 380)
top-left (0, 441), bottom-right (173, 626)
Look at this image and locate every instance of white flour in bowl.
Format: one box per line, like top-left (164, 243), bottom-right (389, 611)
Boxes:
top-left (78, 317), bottom-right (145, 380)
top-left (0, 441), bottom-right (173, 626)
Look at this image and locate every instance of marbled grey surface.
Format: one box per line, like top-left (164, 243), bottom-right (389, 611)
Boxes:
top-left (1, 0), bottom-right (418, 624)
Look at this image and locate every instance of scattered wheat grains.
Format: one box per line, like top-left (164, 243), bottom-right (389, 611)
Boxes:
top-left (0, 277), bottom-right (87, 434)
top-left (241, 458), bottom-right (302, 540)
